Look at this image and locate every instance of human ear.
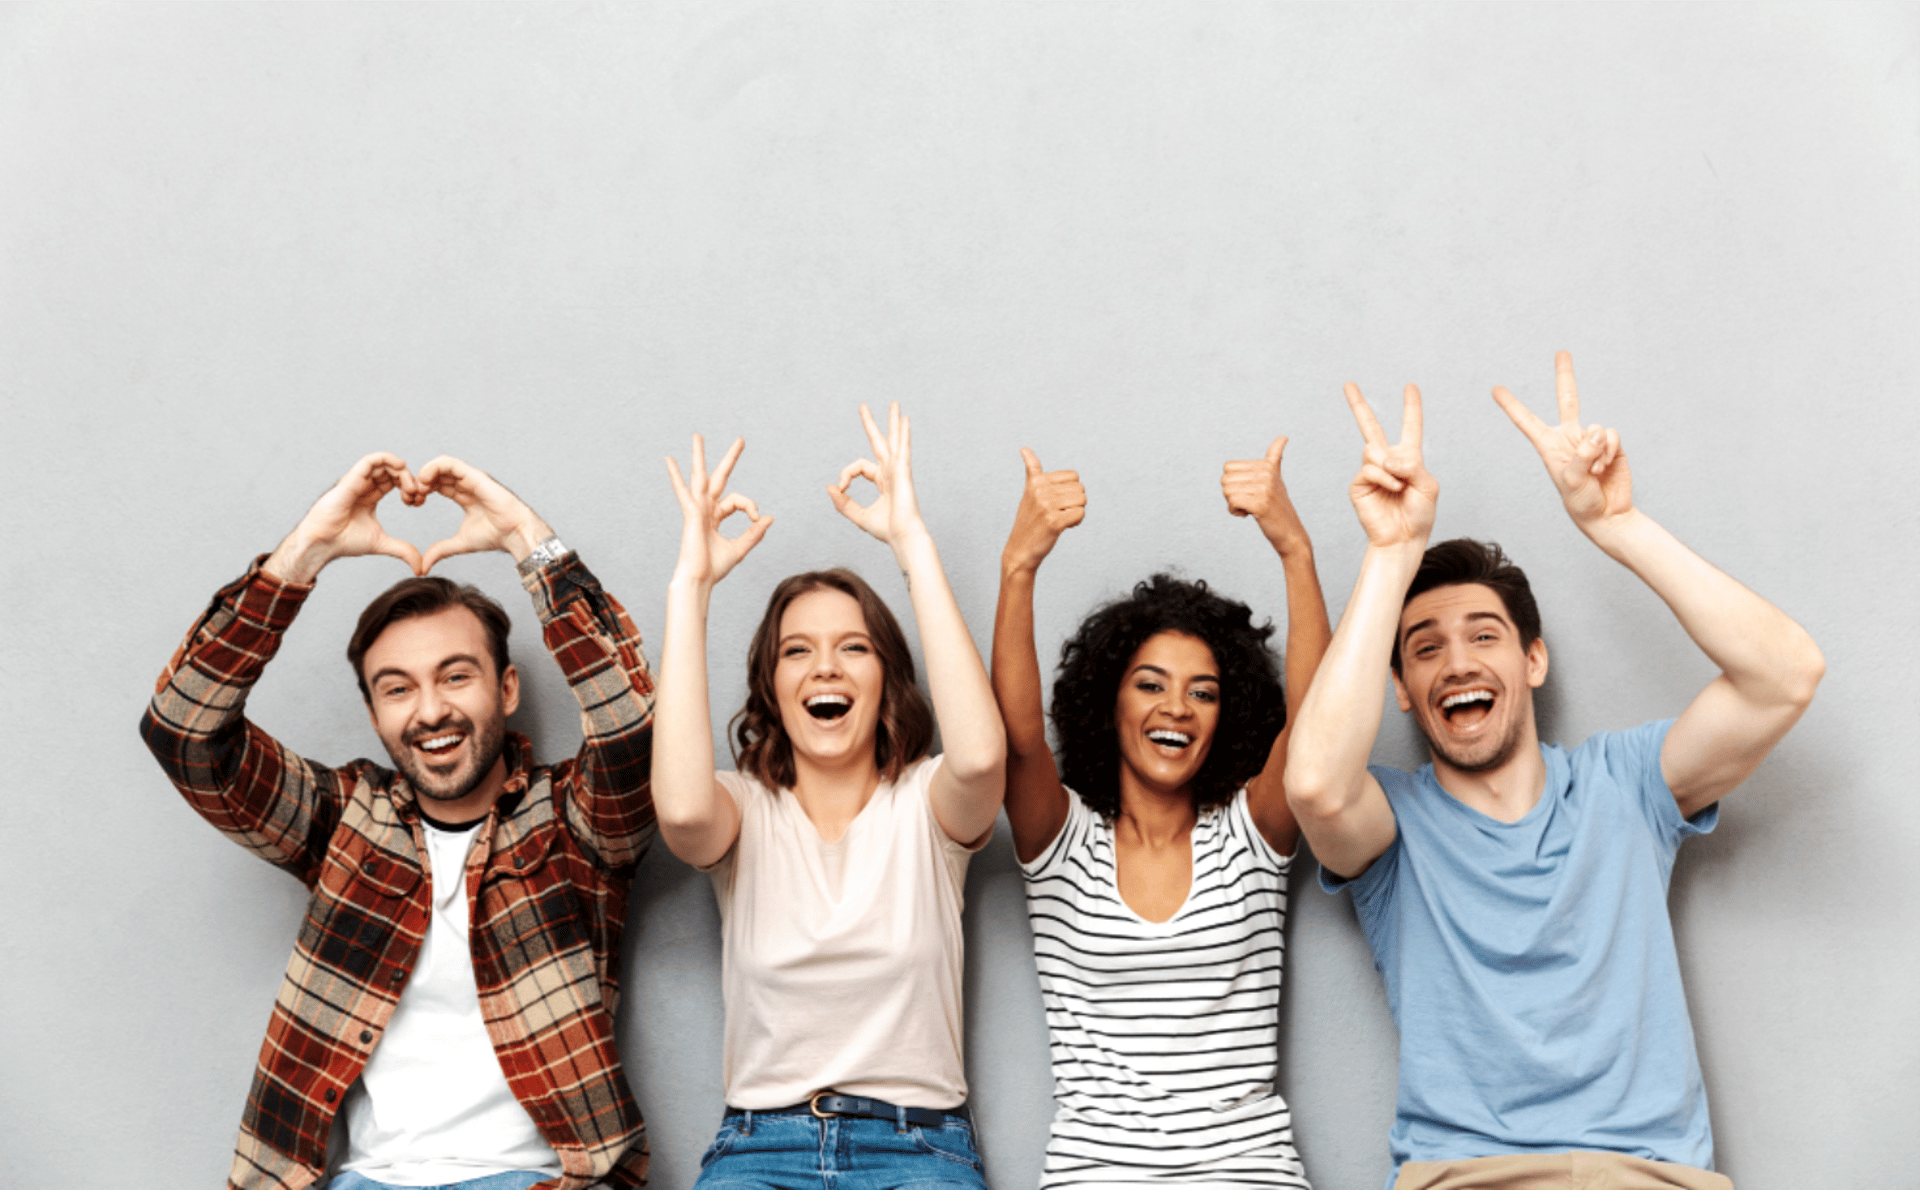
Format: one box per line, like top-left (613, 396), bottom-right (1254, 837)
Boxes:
top-left (1392, 671), bottom-right (1413, 712)
top-left (499, 663), bottom-right (521, 716)
top-left (1526, 638), bottom-right (1549, 688)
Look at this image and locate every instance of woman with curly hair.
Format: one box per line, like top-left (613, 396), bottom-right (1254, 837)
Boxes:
top-left (991, 438), bottom-right (1331, 1189)
top-left (653, 405), bottom-right (1004, 1190)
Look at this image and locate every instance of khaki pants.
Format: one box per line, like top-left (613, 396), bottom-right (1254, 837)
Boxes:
top-left (1393, 1151), bottom-right (1733, 1190)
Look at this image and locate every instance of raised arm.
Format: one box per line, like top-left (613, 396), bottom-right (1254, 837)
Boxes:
top-left (1285, 386), bottom-right (1437, 879)
top-left (1222, 436), bottom-right (1333, 853)
top-left (653, 435), bottom-right (773, 868)
top-left (991, 448), bottom-right (1086, 862)
top-left (831, 404), bottom-right (1007, 845)
top-left (1493, 352), bottom-right (1824, 817)
top-left (413, 455), bottom-right (660, 869)
top-left (141, 453), bottom-right (423, 881)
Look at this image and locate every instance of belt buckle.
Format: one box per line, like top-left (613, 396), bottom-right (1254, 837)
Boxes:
top-left (809, 1091), bottom-right (839, 1119)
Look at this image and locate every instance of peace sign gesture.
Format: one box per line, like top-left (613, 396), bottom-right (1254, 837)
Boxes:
top-left (666, 434), bottom-right (773, 588)
top-left (1344, 382), bottom-right (1439, 549)
top-left (1492, 351), bottom-right (1633, 532)
top-left (828, 402), bottom-right (927, 547)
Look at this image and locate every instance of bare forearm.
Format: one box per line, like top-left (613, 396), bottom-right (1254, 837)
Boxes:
top-left (991, 566), bottom-right (1053, 761)
top-left (652, 578), bottom-right (737, 862)
top-left (1587, 509), bottom-right (1824, 706)
top-left (1288, 542), bottom-right (1421, 806)
top-left (1277, 541), bottom-right (1333, 722)
top-left (896, 531), bottom-right (1006, 783)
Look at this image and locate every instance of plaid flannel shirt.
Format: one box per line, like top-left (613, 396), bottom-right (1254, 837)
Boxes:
top-left (140, 552), bottom-right (657, 1190)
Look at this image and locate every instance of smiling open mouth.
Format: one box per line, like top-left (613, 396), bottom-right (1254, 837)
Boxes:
top-left (1438, 689), bottom-right (1494, 727)
top-left (805, 694), bottom-right (852, 721)
top-left (1146, 729), bottom-right (1193, 750)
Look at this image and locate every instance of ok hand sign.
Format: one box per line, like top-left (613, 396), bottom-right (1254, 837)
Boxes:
top-left (1344, 382), bottom-right (1439, 550)
top-left (666, 435), bottom-right (773, 588)
top-left (1492, 351), bottom-right (1633, 532)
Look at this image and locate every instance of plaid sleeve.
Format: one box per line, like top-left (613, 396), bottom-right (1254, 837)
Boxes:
top-left (521, 552), bottom-right (657, 871)
top-left (138, 558), bottom-right (350, 886)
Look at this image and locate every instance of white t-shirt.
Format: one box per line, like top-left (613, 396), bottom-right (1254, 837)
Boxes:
top-left (341, 820), bottom-right (560, 1185)
top-left (709, 755), bottom-right (981, 1109)
top-left (1021, 788), bottom-right (1309, 1189)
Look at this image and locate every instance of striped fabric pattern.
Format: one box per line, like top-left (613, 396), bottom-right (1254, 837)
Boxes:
top-left (1021, 789), bottom-right (1310, 1189)
top-left (140, 554), bottom-right (656, 1190)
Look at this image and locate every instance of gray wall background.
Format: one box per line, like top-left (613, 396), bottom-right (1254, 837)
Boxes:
top-left (3, 4), bottom-right (1915, 1188)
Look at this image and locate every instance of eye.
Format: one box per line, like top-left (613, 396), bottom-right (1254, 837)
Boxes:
top-left (1133, 678), bottom-right (1164, 694)
top-left (842, 641), bottom-right (870, 655)
top-left (1190, 687), bottom-right (1218, 704)
top-left (781, 644), bottom-right (809, 658)
top-left (446, 672), bottom-right (470, 686)
top-left (1414, 642), bottom-right (1439, 658)
top-left (379, 683), bottom-right (410, 700)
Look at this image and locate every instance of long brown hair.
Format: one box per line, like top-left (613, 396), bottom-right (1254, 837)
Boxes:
top-left (731, 568), bottom-right (934, 790)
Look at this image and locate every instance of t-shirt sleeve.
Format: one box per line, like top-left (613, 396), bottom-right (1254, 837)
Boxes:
top-left (1018, 782), bottom-right (1091, 880)
top-left (1229, 787), bottom-right (1295, 876)
top-left (1603, 718), bottom-right (1718, 856)
top-left (1320, 766), bottom-right (1405, 946)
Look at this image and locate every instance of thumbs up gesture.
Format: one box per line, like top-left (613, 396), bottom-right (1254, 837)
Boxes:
top-left (1000, 448), bottom-right (1087, 577)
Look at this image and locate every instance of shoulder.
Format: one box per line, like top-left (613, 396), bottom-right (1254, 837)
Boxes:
top-left (1020, 783), bottom-right (1097, 878)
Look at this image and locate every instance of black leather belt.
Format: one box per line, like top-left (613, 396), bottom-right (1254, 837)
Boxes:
top-left (727, 1091), bottom-right (968, 1128)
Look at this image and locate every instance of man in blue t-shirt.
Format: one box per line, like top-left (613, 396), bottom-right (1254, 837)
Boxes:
top-left (1285, 354), bottom-right (1824, 1190)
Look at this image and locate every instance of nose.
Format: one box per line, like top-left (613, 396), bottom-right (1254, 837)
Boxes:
top-left (1437, 638), bottom-right (1481, 679)
top-left (416, 680), bottom-right (449, 725)
top-left (808, 647), bottom-right (842, 680)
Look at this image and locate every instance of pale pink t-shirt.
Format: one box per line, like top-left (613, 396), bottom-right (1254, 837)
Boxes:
top-left (709, 755), bottom-right (981, 1110)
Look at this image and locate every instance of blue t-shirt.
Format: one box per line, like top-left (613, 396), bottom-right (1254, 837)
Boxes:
top-left (1321, 721), bottom-right (1718, 1185)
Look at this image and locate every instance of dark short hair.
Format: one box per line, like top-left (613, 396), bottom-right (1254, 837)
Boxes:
top-left (1394, 538), bottom-right (1542, 675)
top-left (347, 576), bottom-right (513, 702)
top-left (1051, 573), bottom-right (1285, 822)
top-left (731, 568), bottom-right (934, 790)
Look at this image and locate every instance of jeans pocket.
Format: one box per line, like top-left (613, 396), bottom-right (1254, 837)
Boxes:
top-left (910, 1120), bottom-right (982, 1170)
top-left (698, 1124), bottom-right (743, 1170)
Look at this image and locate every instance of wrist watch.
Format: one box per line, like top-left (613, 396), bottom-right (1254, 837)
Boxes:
top-left (518, 534), bottom-right (570, 573)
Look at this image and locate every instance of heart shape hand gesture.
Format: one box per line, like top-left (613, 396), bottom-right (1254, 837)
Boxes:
top-left (263, 453), bottom-right (552, 584)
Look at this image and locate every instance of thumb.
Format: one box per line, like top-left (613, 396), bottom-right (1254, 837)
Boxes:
top-left (1020, 447), bottom-right (1043, 478)
top-left (419, 536), bottom-right (468, 575)
top-left (1266, 435), bottom-right (1289, 464)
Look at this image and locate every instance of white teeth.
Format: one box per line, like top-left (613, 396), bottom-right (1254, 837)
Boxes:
top-left (1440, 691), bottom-right (1493, 709)
top-left (419, 734), bottom-right (463, 750)
top-left (805, 694), bottom-right (851, 708)
top-left (1147, 730), bottom-right (1193, 747)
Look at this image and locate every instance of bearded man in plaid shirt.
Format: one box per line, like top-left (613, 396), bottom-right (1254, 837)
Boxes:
top-left (141, 453), bottom-right (657, 1190)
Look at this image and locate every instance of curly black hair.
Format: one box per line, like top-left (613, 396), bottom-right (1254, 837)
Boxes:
top-left (1050, 573), bottom-right (1285, 821)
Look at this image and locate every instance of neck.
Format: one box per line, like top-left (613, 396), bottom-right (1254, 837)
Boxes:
top-left (418, 754), bottom-right (509, 825)
top-left (1114, 775), bottom-right (1198, 846)
top-left (1430, 729), bottom-right (1547, 824)
top-left (790, 750), bottom-right (883, 843)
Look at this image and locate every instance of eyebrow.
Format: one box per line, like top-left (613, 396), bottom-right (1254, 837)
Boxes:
top-left (1129, 663), bottom-right (1220, 683)
top-left (1401, 611), bottom-right (1512, 646)
top-left (368, 653), bottom-right (487, 687)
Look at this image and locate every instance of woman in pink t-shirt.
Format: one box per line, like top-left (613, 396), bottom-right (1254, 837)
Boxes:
top-left (651, 404), bottom-right (1005, 1190)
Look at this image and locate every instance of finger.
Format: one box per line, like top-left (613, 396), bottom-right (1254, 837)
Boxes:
top-left (894, 405), bottom-right (909, 464)
top-left (372, 533), bottom-right (424, 575)
top-left (735, 513), bottom-right (775, 555)
top-left (837, 458), bottom-right (880, 492)
top-left (1356, 462), bottom-right (1406, 493)
top-left (1265, 435), bottom-right (1288, 464)
top-left (1555, 350), bottom-right (1579, 427)
top-left (1599, 427), bottom-right (1621, 474)
top-left (665, 456), bottom-right (693, 504)
top-left (826, 482), bottom-right (862, 519)
top-left (690, 433), bottom-right (708, 487)
top-left (413, 455), bottom-right (468, 491)
top-left (1344, 383), bottom-right (1387, 447)
top-left (1020, 447), bottom-right (1043, 478)
top-left (858, 404), bottom-right (887, 460)
top-left (714, 492), bottom-right (762, 524)
top-left (709, 437), bottom-right (746, 495)
top-left (1491, 385), bottom-right (1551, 446)
top-left (1400, 384), bottom-right (1423, 450)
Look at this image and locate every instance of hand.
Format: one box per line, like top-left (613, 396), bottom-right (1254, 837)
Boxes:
top-left (413, 456), bottom-right (552, 571)
top-left (1344, 382), bottom-right (1439, 549)
top-left (666, 435), bottom-right (773, 588)
top-left (265, 452), bottom-right (425, 582)
top-left (1492, 351), bottom-right (1633, 533)
top-left (1223, 435), bottom-right (1309, 554)
top-left (828, 402), bottom-right (925, 547)
top-left (1002, 448), bottom-right (1086, 574)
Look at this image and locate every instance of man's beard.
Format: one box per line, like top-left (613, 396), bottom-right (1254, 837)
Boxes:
top-left (391, 710), bottom-right (507, 804)
top-left (1415, 705), bottom-right (1527, 774)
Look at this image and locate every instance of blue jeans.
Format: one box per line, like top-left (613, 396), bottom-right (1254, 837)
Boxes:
top-left (694, 1108), bottom-right (988, 1190)
top-left (327, 1172), bottom-right (551, 1190)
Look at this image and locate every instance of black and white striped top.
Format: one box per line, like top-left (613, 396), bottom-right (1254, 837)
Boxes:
top-left (1021, 788), bottom-right (1310, 1189)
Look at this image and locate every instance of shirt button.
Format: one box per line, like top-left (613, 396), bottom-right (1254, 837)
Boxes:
top-left (389, 970), bottom-right (404, 985)
top-left (324, 1089), bottom-right (336, 1104)
top-left (363, 858), bottom-right (381, 876)
top-left (359, 1030), bottom-right (373, 1043)
top-left (514, 855), bottom-right (527, 869)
